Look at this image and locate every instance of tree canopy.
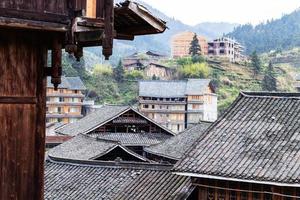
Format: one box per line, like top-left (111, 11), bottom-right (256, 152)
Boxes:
top-left (189, 34), bottom-right (201, 56)
top-left (262, 61), bottom-right (277, 91)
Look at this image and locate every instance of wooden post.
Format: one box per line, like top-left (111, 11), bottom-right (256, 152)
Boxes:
top-left (0, 29), bottom-right (49, 200)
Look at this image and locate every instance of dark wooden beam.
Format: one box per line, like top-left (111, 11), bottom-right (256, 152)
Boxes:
top-left (0, 17), bottom-right (68, 32)
top-left (0, 8), bottom-right (69, 24)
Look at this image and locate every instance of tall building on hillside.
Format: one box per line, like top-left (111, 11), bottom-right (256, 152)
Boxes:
top-left (46, 76), bottom-right (86, 124)
top-left (208, 37), bottom-right (244, 62)
top-left (171, 31), bottom-right (208, 58)
top-left (138, 79), bottom-right (217, 133)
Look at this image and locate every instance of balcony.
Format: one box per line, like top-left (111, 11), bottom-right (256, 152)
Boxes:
top-left (139, 100), bottom-right (186, 105)
top-left (140, 109), bottom-right (186, 113)
top-left (47, 93), bottom-right (85, 98)
top-left (187, 100), bottom-right (204, 104)
top-left (46, 101), bottom-right (83, 106)
top-left (46, 113), bottom-right (83, 118)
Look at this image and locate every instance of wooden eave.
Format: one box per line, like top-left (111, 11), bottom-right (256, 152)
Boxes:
top-left (114, 1), bottom-right (167, 40)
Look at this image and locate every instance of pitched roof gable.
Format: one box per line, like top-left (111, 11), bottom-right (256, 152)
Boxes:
top-left (56, 105), bottom-right (174, 136)
top-left (174, 92), bottom-right (300, 186)
top-left (48, 134), bottom-right (149, 162)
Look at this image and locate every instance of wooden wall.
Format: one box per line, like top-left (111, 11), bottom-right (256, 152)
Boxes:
top-left (0, 30), bottom-right (47, 200)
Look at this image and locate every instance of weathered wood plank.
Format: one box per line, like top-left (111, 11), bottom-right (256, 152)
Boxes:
top-left (0, 30), bottom-right (48, 200)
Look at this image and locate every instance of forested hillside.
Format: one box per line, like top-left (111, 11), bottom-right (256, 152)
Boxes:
top-left (228, 9), bottom-right (300, 54)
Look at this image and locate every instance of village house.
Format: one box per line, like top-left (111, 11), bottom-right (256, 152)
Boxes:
top-left (54, 105), bottom-right (175, 153)
top-left (45, 144), bottom-right (195, 199)
top-left (44, 106), bottom-right (200, 199)
top-left (144, 63), bottom-right (175, 80)
top-left (46, 76), bottom-right (86, 123)
top-left (122, 50), bottom-right (168, 71)
top-left (122, 51), bottom-right (173, 80)
top-left (294, 74), bottom-right (300, 91)
top-left (208, 37), bottom-right (245, 62)
top-left (174, 92), bottom-right (300, 200)
top-left (171, 31), bottom-right (208, 58)
top-left (44, 107), bottom-right (214, 199)
top-left (139, 79), bottom-right (217, 133)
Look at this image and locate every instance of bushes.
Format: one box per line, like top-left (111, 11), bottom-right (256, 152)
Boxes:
top-left (125, 70), bottom-right (144, 80)
top-left (93, 64), bottom-right (113, 76)
top-left (178, 62), bottom-right (210, 79)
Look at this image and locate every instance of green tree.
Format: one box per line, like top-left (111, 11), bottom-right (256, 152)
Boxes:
top-left (189, 34), bottom-right (201, 56)
top-left (262, 61), bottom-right (277, 91)
top-left (178, 62), bottom-right (210, 79)
top-left (113, 60), bottom-right (125, 82)
top-left (250, 51), bottom-right (262, 76)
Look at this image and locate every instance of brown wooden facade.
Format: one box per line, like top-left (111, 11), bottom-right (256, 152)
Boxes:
top-left (194, 178), bottom-right (300, 200)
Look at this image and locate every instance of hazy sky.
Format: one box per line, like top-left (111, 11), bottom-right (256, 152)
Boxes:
top-left (142, 0), bottom-right (300, 25)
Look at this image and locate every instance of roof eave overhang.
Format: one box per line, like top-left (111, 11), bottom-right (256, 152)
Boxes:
top-left (173, 172), bottom-right (300, 188)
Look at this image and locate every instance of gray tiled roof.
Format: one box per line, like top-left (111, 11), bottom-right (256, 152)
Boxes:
top-left (92, 132), bottom-right (172, 146)
top-left (47, 76), bottom-right (86, 90)
top-left (174, 92), bottom-right (300, 185)
top-left (139, 79), bottom-right (212, 98)
top-left (56, 105), bottom-right (174, 136)
top-left (145, 122), bottom-right (211, 160)
top-left (56, 105), bottom-right (130, 136)
top-left (48, 134), bottom-right (148, 162)
top-left (45, 160), bottom-right (193, 200)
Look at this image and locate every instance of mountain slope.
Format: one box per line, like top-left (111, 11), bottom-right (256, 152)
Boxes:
top-left (113, 0), bottom-right (238, 56)
top-left (227, 9), bottom-right (300, 54)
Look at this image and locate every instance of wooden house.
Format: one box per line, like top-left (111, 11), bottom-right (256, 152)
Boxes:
top-left (0, 1), bottom-right (166, 199)
top-left (139, 79), bottom-right (217, 133)
top-left (46, 76), bottom-right (86, 123)
top-left (174, 92), bottom-right (300, 200)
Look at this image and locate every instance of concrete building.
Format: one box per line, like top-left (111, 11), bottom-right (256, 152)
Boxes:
top-left (208, 37), bottom-right (245, 62)
top-left (138, 79), bottom-right (217, 133)
top-left (46, 76), bottom-right (86, 123)
top-left (171, 31), bottom-right (208, 58)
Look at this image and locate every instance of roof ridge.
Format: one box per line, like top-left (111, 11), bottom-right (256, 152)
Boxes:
top-left (47, 156), bottom-right (173, 171)
top-left (241, 91), bottom-right (300, 98)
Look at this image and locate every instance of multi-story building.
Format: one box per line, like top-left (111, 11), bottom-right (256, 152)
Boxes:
top-left (171, 31), bottom-right (208, 58)
top-left (46, 76), bottom-right (86, 124)
top-left (138, 79), bottom-right (217, 133)
top-left (208, 37), bottom-right (245, 62)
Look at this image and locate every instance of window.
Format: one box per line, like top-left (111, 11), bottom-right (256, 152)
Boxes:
top-left (46, 97), bottom-right (50, 102)
top-left (59, 97), bottom-right (64, 102)
top-left (192, 104), bottom-right (200, 109)
top-left (152, 105), bottom-right (155, 109)
top-left (59, 89), bottom-right (64, 93)
top-left (57, 107), bottom-right (62, 113)
top-left (208, 188), bottom-right (214, 200)
top-left (177, 124), bottom-right (180, 131)
top-left (74, 90), bottom-right (78, 94)
top-left (240, 192), bottom-right (248, 200)
top-left (143, 104), bottom-right (149, 109)
top-left (230, 191), bottom-right (237, 200)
